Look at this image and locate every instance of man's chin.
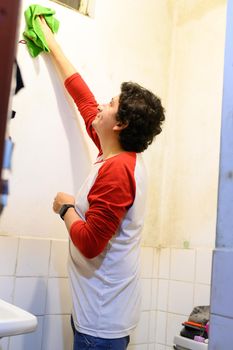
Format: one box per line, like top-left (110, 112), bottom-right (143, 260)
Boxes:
top-left (92, 120), bottom-right (98, 130)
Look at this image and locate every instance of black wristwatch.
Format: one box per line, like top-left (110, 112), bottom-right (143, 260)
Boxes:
top-left (59, 204), bottom-right (75, 220)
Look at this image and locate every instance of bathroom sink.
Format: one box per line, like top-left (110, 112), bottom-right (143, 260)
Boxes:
top-left (0, 298), bottom-right (37, 338)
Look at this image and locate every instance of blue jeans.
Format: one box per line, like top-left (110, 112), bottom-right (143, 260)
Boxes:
top-left (71, 316), bottom-right (130, 350)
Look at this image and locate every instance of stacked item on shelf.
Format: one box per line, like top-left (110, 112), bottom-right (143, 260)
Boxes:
top-left (173, 306), bottom-right (209, 350)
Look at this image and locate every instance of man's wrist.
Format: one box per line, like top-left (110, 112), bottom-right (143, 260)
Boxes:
top-left (59, 204), bottom-right (75, 220)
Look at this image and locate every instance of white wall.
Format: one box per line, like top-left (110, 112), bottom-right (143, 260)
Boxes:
top-left (0, 0), bottom-right (172, 241)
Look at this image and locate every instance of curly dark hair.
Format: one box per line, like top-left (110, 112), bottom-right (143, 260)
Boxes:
top-left (116, 82), bottom-right (165, 152)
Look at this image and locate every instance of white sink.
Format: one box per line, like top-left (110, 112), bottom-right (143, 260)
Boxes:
top-left (0, 299), bottom-right (37, 338)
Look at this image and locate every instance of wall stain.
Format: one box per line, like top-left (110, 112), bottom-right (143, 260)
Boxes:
top-left (174, 0), bottom-right (226, 26)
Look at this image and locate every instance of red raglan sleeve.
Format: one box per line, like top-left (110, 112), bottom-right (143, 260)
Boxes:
top-left (64, 73), bottom-right (101, 151)
top-left (69, 155), bottom-right (136, 259)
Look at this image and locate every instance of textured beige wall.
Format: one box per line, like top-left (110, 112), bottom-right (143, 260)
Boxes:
top-left (152, 0), bottom-right (227, 248)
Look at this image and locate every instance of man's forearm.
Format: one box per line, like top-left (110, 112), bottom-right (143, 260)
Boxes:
top-left (63, 206), bottom-right (82, 232)
top-left (38, 16), bottom-right (76, 81)
top-left (49, 41), bottom-right (77, 81)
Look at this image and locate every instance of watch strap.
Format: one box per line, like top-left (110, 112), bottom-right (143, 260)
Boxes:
top-left (59, 204), bottom-right (75, 220)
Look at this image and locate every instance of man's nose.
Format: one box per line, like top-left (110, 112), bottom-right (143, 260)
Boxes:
top-left (98, 105), bottom-right (103, 112)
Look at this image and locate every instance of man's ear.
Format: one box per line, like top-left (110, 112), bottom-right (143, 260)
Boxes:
top-left (113, 121), bottom-right (128, 131)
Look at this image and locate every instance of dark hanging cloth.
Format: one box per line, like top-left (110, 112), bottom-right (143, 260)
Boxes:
top-left (15, 60), bottom-right (24, 94)
top-left (11, 60), bottom-right (24, 118)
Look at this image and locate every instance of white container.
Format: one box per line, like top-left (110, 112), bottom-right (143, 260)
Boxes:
top-left (174, 335), bottom-right (208, 350)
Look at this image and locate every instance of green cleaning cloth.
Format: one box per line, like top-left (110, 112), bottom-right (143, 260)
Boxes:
top-left (23, 4), bottom-right (59, 57)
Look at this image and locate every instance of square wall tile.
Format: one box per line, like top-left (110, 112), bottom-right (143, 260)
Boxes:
top-left (16, 238), bottom-right (51, 276)
top-left (157, 279), bottom-right (169, 311)
top-left (166, 313), bottom-right (186, 346)
top-left (170, 249), bottom-right (195, 282)
top-left (0, 277), bottom-right (14, 303)
top-left (168, 281), bottom-right (194, 315)
top-left (141, 247), bottom-right (154, 278)
top-left (14, 277), bottom-right (47, 315)
top-left (149, 310), bottom-right (157, 343)
top-left (8, 316), bottom-right (43, 350)
top-left (141, 279), bottom-right (152, 311)
top-left (195, 248), bottom-right (213, 284)
top-left (127, 344), bottom-right (148, 350)
top-left (155, 311), bottom-right (167, 344)
top-left (153, 248), bottom-right (160, 278)
top-left (49, 240), bottom-right (68, 277)
top-left (158, 249), bottom-right (170, 279)
top-left (46, 278), bottom-right (72, 314)
top-left (128, 345), bottom-right (148, 350)
top-left (42, 315), bottom-right (73, 350)
top-left (155, 345), bottom-right (166, 350)
top-left (0, 236), bottom-right (18, 275)
top-left (151, 279), bottom-right (158, 310)
top-left (0, 337), bottom-right (9, 350)
top-left (194, 284), bottom-right (210, 306)
top-left (131, 311), bottom-right (150, 344)
top-left (148, 345), bottom-right (155, 350)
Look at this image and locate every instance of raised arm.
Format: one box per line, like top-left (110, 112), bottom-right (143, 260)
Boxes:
top-left (38, 17), bottom-right (101, 150)
top-left (38, 16), bottom-right (76, 80)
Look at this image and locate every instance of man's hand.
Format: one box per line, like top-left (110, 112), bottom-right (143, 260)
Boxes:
top-left (53, 192), bottom-right (75, 214)
top-left (38, 16), bottom-right (58, 51)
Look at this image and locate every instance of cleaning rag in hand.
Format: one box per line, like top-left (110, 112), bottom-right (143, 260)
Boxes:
top-left (23, 4), bottom-right (59, 57)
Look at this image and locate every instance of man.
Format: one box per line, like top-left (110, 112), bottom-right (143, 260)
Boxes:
top-left (39, 16), bottom-right (165, 350)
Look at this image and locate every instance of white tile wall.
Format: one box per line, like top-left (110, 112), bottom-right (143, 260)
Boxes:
top-left (149, 311), bottom-right (157, 343)
top-left (45, 277), bottom-right (72, 314)
top-left (170, 248), bottom-right (195, 282)
top-left (155, 311), bottom-right (167, 344)
top-left (49, 240), bottom-right (69, 277)
top-left (195, 249), bottom-right (213, 284)
top-left (8, 316), bottom-right (44, 350)
top-left (158, 248), bottom-right (170, 279)
top-left (42, 315), bottom-right (73, 350)
top-left (128, 345), bottom-right (148, 350)
top-left (151, 278), bottom-right (158, 310)
top-left (0, 337), bottom-right (9, 350)
top-left (0, 236), bottom-right (18, 275)
top-left (16, 238), bottom-right (50, 276)
top-left (153, 248), bottom-right (160, 278)
top-left (168, 280), bottom-right (194, 315)
top-left (13, 277), bottom-right (47, 315)
top-left (131, 311), bottom-right (150, 344)
top-left (141, 247), bottom-right (154, 278)
top-left (166, 313), bottom-right (185, 346)
top-left (0, 276), bottom-right (14, 302)
top-left (155, 345), bottom-right (166, 350)
top-left (194, 283), bottom-right (210, 306)
top-left (141, 278), bottom-right (152, 310)
top-left (157, 279), bottom-right (169, 311)
top-left (148, 344), bottom-right (155, 350)
top-left (0, 237), bottom-right (213, 350)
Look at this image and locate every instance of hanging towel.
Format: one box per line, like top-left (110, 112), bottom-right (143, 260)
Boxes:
top-left (23, 4), bottom-right (59, 57)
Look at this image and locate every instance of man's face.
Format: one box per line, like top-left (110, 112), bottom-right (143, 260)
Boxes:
top-left (92, 96), bottom-right (120, 135)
